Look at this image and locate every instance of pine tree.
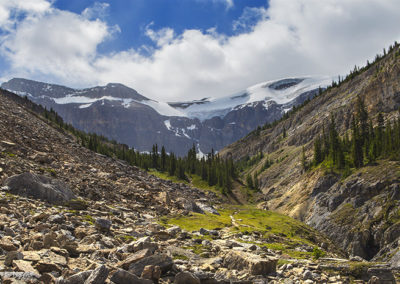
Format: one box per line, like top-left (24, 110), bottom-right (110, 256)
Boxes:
top-left (356, 95), bottom-right (369, 145)
top-left (246, 173), bottom-right (254, 189)
top-left (161, 146), bottom-right (166, 171)
top-left (313, 136), bottom-right (323, 165)
top-left (169, 153), bottom-right (176, 176)
top-left (254, 174), bottom-right (259, 191)
top-left (352, 117), bottom-right (363, 168)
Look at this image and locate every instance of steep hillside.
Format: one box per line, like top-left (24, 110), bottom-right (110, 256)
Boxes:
top-left (221, 44), bottom-right (400, 264)
top-left (3, 88), bottom-right (392, 282)
top-left (2, 77), bottom-right (329, 156)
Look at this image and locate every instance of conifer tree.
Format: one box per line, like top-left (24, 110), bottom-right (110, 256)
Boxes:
top-left (160, 146), bottom-right (166, 171)
top-left (246, 173), bottom-right (254, 189)
top-left (254, 174), bottom-right (259, 191)
top-left (313, 136), bottom-right (323, 165)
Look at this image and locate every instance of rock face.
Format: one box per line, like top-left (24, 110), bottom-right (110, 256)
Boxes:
top-left (220, 44), bottom-right (400, 264)
top-left (306, 166), bottom-right (400, 263)
top-left (2, 172), bottom-right (76, 204)
top-left (223, 251), bottom-right (278, 275)
top-left (2, 77), bottom-right (326, 156)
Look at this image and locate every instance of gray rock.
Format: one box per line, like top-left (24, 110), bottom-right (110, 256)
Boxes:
top-left (84, 265), bottom-right (109, 284)
top-left (199, 228), bottom-right (209, 235)
top-left (367, 267), bottom-right (395, 283)
top-left (95, 218), bottom-right (112, 232)
top-left (2, 172), bottom-right (76, 204)
top-left (303, 270), bottom-right (313, 280)
top-left (196, 203), bottom-right (220, 215)
top-left (129, 254), bottom-right (173, 276)
top-left (183, 200), bottom-right (204, 214)
top-left (174, 271), bottom-right (200, 284)
top-left (110, 269), bottom-right (152, 284)
top-left (56, 270), bottom-right (92, 284)
top-left (223, 251), bottom-right (277, 275)
top-left (48, 214), bottom-right (66, 224)
top-left (0, 272), bottom-right (40, 282)
top-left (4, 251), bottom-right (23, 267)
top-left (166, 226), bottom-right (181, 235)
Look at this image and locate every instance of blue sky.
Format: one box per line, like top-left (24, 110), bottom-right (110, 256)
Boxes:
top-left (52, 0), bottom-right (268, 56)
top-left (54, 0), bottom-right (267, 52)
top-left (0, 0), bottom-right (399, 101)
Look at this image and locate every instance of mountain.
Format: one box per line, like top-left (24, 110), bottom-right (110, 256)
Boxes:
top-left (220, 43), bottom-right (400, 264)
top-left (1, 76), bottom-right (330, 156)
top-left (2, 82), bottom-right (387, 283)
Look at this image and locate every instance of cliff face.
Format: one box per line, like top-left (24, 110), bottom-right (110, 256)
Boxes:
top-left (220, 46), bottom-right (400, 262)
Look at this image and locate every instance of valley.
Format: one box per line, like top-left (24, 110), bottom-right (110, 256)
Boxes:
top-left (0, 43), bottom-right (399, 283)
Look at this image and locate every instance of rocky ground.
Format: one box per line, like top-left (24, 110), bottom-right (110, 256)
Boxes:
top-left (0, 92), bottom-right (398, 283)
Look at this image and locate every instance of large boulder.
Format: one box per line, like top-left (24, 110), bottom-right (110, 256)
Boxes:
top-left (174, 271), bottom-right (200, 284)
top-left (223, 251), bottom-right (277, 275)
top-left (110, 269), bottom-right (152, 284)
top-left (2, 172), bottom-right (76, 204)
top-left (84, 265), bottom-right (109, 284)
top-left (129, 254), bottom-right (173, 276)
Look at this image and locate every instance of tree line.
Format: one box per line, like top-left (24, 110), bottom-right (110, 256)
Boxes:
top-left (43, 108), bottom-right (236, 194)
top-left (312, 96), bottom-right (400, 173)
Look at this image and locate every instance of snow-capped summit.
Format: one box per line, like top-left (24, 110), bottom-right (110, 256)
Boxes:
top-left (2, 76), bottom-right (330, 155)
top-left (167, 76), bottom-right (331, 121)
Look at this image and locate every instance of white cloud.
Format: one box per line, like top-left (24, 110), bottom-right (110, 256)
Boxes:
top-left (0, 0), bottom-right (400, 102)
top-left (0, 0), bottom-right (51, 30)
top-left (196, 0), bottom-right (234, 9)
top-left (82, 2), bottom-right (110, 20)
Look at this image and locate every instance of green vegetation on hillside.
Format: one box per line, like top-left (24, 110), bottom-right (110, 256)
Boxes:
top-left (40, 107), bottom-right (237, 194)
top-left (312, 96), bottom-right (400, 173)
top-left (165, 205), bottom-right (330, 259)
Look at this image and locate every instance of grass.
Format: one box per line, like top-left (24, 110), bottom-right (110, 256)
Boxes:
top-left (182, 244), bottom-right (206, 255)
top-left (149, 169), bottom-right (223, 196)
top-left (172, 254), bottom-right (189, 261)
top-left (82, 214), bottom-right (94, 225)
top-left (164, 204), bottom-right (328, 260)
top-left (168, 210), bottom-right (232, 232)
top-left (116, 235), bottom-right (136, 242)
top-left (148, 169), bottom-right (189, 184)
top-left (190, 174), bottom-right (222, 196)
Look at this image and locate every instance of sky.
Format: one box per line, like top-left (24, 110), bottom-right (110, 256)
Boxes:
top-left (0, 0), bottom-right (399, 102)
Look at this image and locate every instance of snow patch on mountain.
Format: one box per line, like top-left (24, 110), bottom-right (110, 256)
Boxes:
top-left (164, 120), bottom-right (172, 131)
top-left (142, 100), bottom-right (185, 117)
top-left (169, 76), bottom-right (331, 121)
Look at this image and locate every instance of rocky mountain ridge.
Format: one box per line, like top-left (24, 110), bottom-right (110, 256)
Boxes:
top-left (220, 43), bottom-right (400, 267)
top-left (0, 81), bottom-right (396, 282)
top-left (2, 77), bottom-right (329, 156)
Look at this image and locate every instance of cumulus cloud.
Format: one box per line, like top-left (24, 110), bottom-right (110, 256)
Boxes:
top-left (1, 0), bottom-right (400, 102)
top-left (82, 2), bottom-right (110, 20)
top-left (0, 0), bottom-right (51, 30)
